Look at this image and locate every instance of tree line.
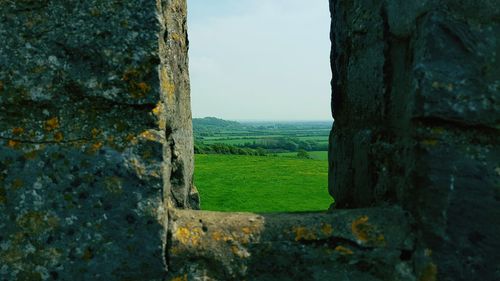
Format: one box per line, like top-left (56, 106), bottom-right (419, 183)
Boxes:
top-left (194, 137), bottom-right (327, 156)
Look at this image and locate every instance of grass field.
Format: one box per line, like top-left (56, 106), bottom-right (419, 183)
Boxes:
top-left (194, 154), bottom-right (332, 212)
top-left (202, 135), bottom-right (328, 143)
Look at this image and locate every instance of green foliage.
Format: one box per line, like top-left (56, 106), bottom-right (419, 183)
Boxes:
top-left (194, 154), bottom-right (332, 212)
top-left (193, 117), bottom-right (332, 153)
top-left (194, 143), bottom-right (266, 156)
top-left (193, 117), bottom-right (244, 137)
top-left (297, 149), bottom-right (311, 159)
top-left (277, 151), bottom-right (328, 161)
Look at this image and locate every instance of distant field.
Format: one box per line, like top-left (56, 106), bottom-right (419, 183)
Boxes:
top-left (277, 151), bottom-right (328, 161)
top-left (194, 154), bottom-right (332, 212)
top-left (201, 136), bottom-right (329, 145)
top-left (202, 138), bottom-right (258, 145)
top-left (201, 135), bottom-right (284, 141)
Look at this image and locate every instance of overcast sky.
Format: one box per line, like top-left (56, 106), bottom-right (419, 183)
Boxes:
top-left (187, 0), bottom-right (332, 121)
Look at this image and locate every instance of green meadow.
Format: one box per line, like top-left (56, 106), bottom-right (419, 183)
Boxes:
top-left (194, 154), bottom-right (332, 212)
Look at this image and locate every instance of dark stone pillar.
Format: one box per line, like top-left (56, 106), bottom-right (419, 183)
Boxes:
top-left (329, 0), bottom-right (500, 279)
top-left (0, 1), bottom-right (197, 279)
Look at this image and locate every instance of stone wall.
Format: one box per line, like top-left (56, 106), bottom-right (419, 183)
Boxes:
top-left (0, 0), bottom-right (498, 280)
top-left (329, 0), bottom-right (500, 280)
top-left (166, 207), bottom-right (415, 281)
top-left (0, 1), bottom-right (197, 280)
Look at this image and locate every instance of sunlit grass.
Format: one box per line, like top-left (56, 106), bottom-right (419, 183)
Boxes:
top-left (194, 154), bottom-right (332, 212)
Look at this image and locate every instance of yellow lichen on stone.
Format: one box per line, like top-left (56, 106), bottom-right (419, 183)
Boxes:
top-left (351, 216), bottom-right (386, 246)
top-left (212, 231), bottom-right (232, 242)
top-left (212, 231), bottom-right (223, 241)
top-left (122, 68), bottom-right (150, 98)
top-left (231, 245), bottom-right (239, 254)
top-left (12, 127), bottom-right (24, 135)
top-left (137, 82), bottom-right (150, 93)
top-left (153, 102), bottom-right (167, 130)
top-left (334, 246), bottom-right (354, 255)
top-left (140, 130), bottom-right (161, 142)
top-left (128, 158), bottom-right (146, 177)
top-left (54, 132), bottom-right (64, 142)
top-left (175, 226), bottom-right (203, 246)
top-left (7, 140), bottom-right (20, 149)
top-left (231, 244), bottom-right (251, 259)
top-left (171, 275), bottom-right (188, 281)
top-left (292, 226), bottom-right (317, 241)
top-left (321, 223), bottom-right (333, 235)
top-left (45, 117), bottom-right (60, 131)
top-left (141, 131), bottom-right (155, 141)
top-left (159, 118), bottom-right (167, 131)
top-left (152, 102), bottom-right (163, 116)
top-left (167, 81), bottom-right (175, 101)
top-left (161, 66), bottom-right (175, 102)
top-left (419, 263), bottom-right (438, 281)
top-left (125, 134), bottom-right (136, 143)
top-left (351, 216), bottom-right (370, 242)
top-left (149, 170), bottom-right (161, 178)
top-left (122, 68), bottom-right (140, 82)
top-left (171, 32), bottom-right (183, 43)
top-left (91, 128), bottom-right (101, 138)
top-left (89, 142), bottom-right (103, 153)
top-left (242, 226), bottom-right (252, 235)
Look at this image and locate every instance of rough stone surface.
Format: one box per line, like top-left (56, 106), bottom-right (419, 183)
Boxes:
top-left (0, 1), bottom-right (197, 280)
top-left (329, 0), bottom-right (500, 280)
top-left (158, 0), bottom-right (200, 210)
top-left (167, 208), bottom-right (417, 281)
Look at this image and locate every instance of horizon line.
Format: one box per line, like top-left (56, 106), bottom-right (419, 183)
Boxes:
top-left (193, 116), bottom-right (333, 122)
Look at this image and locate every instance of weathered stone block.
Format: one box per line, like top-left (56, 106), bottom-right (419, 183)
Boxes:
top-left (413, 12), bottom-right (500, 127)
top-left (0, 1), bottom-right (185, 279)
top-left (167, 207), bottom-right (417, 281)
top-left (412, 124), bottom-right (500, 280)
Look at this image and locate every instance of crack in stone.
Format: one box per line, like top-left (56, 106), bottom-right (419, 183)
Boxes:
top-left (0, 136), bottom-right (92, 144)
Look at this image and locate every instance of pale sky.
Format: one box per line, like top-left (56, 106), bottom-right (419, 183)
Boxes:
top-left (187, 0), bottom-right (332, 121)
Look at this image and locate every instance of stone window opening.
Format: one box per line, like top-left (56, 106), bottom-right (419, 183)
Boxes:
top-left (185, 0), bottom-right (334, 213)
top-left (163, 1), bottom-right (417, 280)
